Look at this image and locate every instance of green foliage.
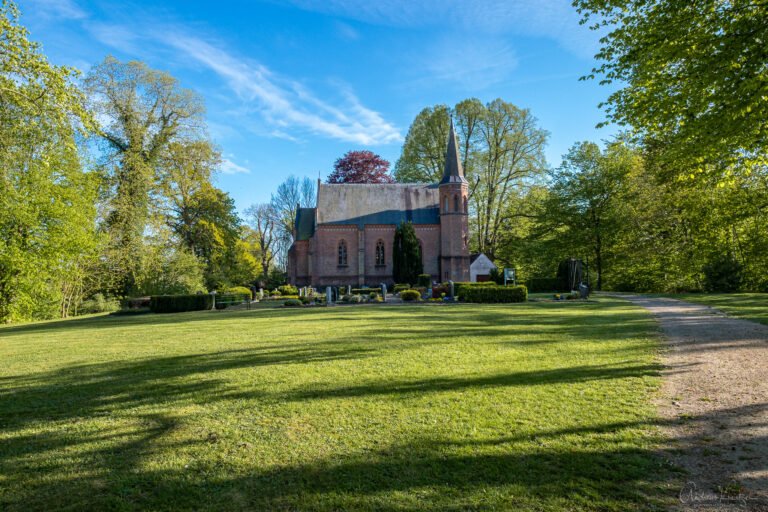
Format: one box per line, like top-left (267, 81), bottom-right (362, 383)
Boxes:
top-left (453, 281), bottom-right (496, 298)
top-left (351, 288), bottom-right (380, 296)
top-left (461, 285), bottom-right (528, 303)
top-left (393, 222), bottom-right (423, 285)
top-left (85, 56), bottom-right (204, 296)
top-left (702, 254), bottom-right (744, 293)
top-left (277, 285), bottom-right (298, 296)
top-left (393, 284), bottom-right (411, 293)
top-left (417, 274), bottom-right (431, 287)
top-left (399, 289), bottom-right (421, 302)
top-left (394, 104), bottom-right (451, 183)
top-left (283, 299), bottom-right (302, 307)
top-left (574, 0), bottom-right (768, 178)
top-left (149, 294), bottom-right (212, 313)
top-left (0, 0), bottom-right (99, 322)
top-left (78, 294), bottom-right (120, 315)
top-left (221, 286), bottom-right (253, 299)
top-left (525, 278), bottom-right (562, 293)
top-left (133, 238), bottom-right (207, 297)
top-left (395, 98), bottom-right (548, 258)
top-left (488, 268), bottom-right (504, 285)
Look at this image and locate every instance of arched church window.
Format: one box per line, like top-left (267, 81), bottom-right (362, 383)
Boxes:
top-left (454, 195), bottom-right (459, 212)
top-left (338, 239), bottom-right (347, 266)
top-left (375, 239), bottom-right (385, 266)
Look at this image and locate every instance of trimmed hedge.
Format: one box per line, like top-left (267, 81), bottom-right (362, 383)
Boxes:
top-left (216, 293), bottom-right (250, 305)
top-left (526, 278), bottom-right (562, 293)
top-left (400, 289), bottom-right (421, 301)
top-left (417, 274), bottom-right (431, 287)
top-left (283, 299), bottom-right (302, 307)
top-left (150, 294), bottom-right (213, 313)
top-left (453, 281), bottom-right (495, 298)
top-left (461, 285), bottom-right (528, 303)
top-left (393, 284), bottom-right (411, 293)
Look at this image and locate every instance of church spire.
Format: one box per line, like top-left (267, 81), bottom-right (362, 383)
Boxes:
top-left (441, 118), bottom-right (467, 184)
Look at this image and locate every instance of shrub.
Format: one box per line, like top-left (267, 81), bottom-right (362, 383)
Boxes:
top-left (351, 288), bottom-right (381, 295)
top-left (393, 284), bottom-right (411, 293)
top-left (526, 278), bottom-right (562, 293)
top-left (703, 253), bottom-right (744, 292)
top-left (215, 302), bottom-right (228, 310)
top-left (417, 274), bottom-right (431, 287)
top-left (283, 299), bottom-right (302, 307)
top-left (271, 289), bottom-right (282, 296)
top-left (278, 284), bottom-right (299, 296)
top-left (400, 289), bottom-right (421, 301)
top-left (79, 293), bottom-right (120, 314)
top-left (216, 293), bottom-right (250, 306)
top-left (222, 286), bottom-right (253, 299)
top-left (460, 285), bottom-right (528, 303)
top-left (299, 296), bottom-right (311, 305)
top-left (488, 267), bottom-right (504, 285)
top-left (150, 294), bottom-right (213, 313)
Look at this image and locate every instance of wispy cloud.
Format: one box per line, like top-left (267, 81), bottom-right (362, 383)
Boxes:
top-left (422, 37), bottom-right (518, 90)
top-left (22, 0), bottom-right (86, 20)
top-left (161, 33), bottom-right (401, 145)
top-left (220, 158), bottom-right (250, 174)
top-left (280, 0), bottom-right (597, 58)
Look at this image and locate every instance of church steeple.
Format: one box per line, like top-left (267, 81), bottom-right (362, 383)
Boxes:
top-left (440, 118), bottom-right (468, 184)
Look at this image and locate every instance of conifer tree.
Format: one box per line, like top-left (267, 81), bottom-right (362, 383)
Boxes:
top-left (392, 222), bottom-right (423, 285)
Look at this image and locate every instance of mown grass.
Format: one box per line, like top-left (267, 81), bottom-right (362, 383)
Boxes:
top-left (0, 298), bottom-right (678, 510)
top-left (663, 293), bottom-right (768, 325)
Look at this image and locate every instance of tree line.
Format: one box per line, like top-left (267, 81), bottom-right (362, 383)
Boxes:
top-left (2, 0), bottom-right (765, 322)
top-left (1, 3), bottom-right (270, 322)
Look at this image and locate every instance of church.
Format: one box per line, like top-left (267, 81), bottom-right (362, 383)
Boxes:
top-left (287, 121), bottom-right (470, 287)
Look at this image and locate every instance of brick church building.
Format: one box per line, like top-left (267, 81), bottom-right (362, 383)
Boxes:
top-left (287, 121), bottom-right (470, 287)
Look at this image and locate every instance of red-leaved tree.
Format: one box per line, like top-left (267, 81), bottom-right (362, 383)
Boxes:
top-left (327, 150), bottom-right (394, 184)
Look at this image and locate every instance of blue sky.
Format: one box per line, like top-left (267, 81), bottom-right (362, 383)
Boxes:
top-left (21, 0), bottom-right (616, 210)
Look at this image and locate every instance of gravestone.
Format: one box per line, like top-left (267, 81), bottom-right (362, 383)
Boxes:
top-left (326, 286), bottom-right (332, 305)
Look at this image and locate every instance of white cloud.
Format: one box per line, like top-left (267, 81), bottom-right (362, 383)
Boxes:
top-left (220, 158), bottom-right (250, 174)
top-left (161, 33), bottom-right (402, 145)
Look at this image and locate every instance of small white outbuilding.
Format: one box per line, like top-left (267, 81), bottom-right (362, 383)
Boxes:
top-left (469, 253), bottom-right (497, 282)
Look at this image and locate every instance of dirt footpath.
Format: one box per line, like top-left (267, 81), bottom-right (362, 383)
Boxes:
top-left (618, 295), bottom-right (768, 511)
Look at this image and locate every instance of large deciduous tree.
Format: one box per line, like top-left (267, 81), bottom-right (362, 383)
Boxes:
top-left (394, 105), bottom-right (451, 183)
top-left (538, 141), bottom-right (641, 290)
top-left (244, 203), bottom-right (279, 278)
top-left (0, 0), bottom-right (100, 322)
top-left (327, 150), bottom-right (393, 184)
top-left (574, 0), bottom-right (768, 177)
top-left (395, 98), bottom-right (548, 259)
top-left (269, 175), bottom-right (316, 268)
top-left (84, 56), bottom-right (204, 296)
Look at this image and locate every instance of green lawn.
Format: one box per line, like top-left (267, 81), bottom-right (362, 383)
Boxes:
top-left (0, 299), bottom-right (677, 511)
top-left (662, 292), bottom-right (768, 325)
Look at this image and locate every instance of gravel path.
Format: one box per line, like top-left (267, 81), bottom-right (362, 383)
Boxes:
top-left (618, 295), bottom-right (768, 511)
